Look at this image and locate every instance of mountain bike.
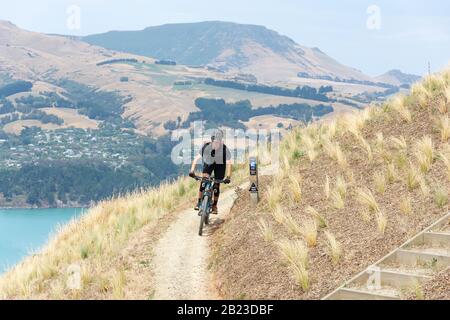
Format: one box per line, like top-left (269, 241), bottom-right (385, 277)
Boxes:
top-left (191, 175), bottom-right (226, 236)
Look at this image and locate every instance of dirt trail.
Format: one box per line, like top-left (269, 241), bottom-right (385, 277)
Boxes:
top-left (152, 183), bottom-right (247, 300)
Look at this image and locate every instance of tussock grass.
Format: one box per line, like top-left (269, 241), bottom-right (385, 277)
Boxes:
top-left (302, 135), bottom-right (318, 163)
top-left (438, 100), bottom-right (449, 114)
top-left (414, 136), bottom-right (434, 173)
top-left (330, 190), bottom-right (345, 209)
top-left (288, 175), bottom-right (302, 203)
top-left (374, 211), bottom-right (388, 234)
top-left (399, 197), bottom-right (413, 215)
top-left (437, 115), bottom-right (450, 142)
top-left (390, 136), bottom-right (407, 152)
top-left (375, 132), bottom-right (385, 152)
top-left (434, 187), bottom-right (449, 208)
top-left (257, 219), bottom-right (274, 242)
top-left (283, 214), bottom-right (302, 236)
top-left (111, 268), bottom-right (126, 300)
top-left (386, 163), bottom-right (398, 183)
top-left (324, 231), bottom-right (342, 265)
top-left (299, 218), bottom-right (318, 247)
top-left (271, 204), bottom-right (287, 224)
top-left (357, 136), bottom-right (373, 162)
top-left (445, 87), bottom-right (450, 106)
top-left (324, 141), bottom-right (347, 168)
top-left (422, 74), bottom-right (446, 98)
top-left (266, 184), bottom-right (282, 211)
top-left (439, 152), bottom-right (450, 180)
top-left (0, 176), bottom-right (199, 299)
top-left (355, 188), bottom-right (380, 213)
top-left (291, 264), bottom-right (309, 292)
top-left (419, 176), bottom-right (430, 197)
top-left (373, 171), bottom-right (387, 195)
top-left (391, 95), bottom-right (412, 123)
top-left (411, 82), bottom-right (430, 108)
top-left (305, 206), bottom-right (328, 229)
top-left (406, 163), bottom-right (422, 191)
top-left (276, 239), bottom-right (309, 290)
top-left (335, 175), bottom-right (347, 199)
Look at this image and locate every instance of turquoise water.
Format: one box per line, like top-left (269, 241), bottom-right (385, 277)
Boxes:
top-left (0, 208), bottom-right (84, 273)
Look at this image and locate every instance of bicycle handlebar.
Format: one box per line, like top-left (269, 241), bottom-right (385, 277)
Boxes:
top-left (191, 175), bottom-right (227, 184)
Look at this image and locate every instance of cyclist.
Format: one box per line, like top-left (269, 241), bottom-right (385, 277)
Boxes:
top-left (189, 129), bottom-right (232, 214)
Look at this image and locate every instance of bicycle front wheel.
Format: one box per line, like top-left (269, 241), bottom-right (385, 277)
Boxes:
top-left (198, 196), bottom-right (210, 236)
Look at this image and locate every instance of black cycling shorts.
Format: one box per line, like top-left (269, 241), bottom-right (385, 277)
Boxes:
top-left (202, 163), bottom-right (226, 180)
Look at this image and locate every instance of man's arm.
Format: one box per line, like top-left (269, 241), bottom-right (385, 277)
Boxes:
top-left (225, 159), bottom-right (232, 178)
top-left (190, 154), bottom-right (202, 173)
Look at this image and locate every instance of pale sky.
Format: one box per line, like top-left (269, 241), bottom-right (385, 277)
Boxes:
top-left (1, 0), bottom-right (449, 76)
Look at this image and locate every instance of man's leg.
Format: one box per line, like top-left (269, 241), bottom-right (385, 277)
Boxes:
top-left (195, 171), bottom-right (211, 211)
top-left (211, 164), bottom-right (225, 214)
top-left (212, 183), bottom-right (220, 214)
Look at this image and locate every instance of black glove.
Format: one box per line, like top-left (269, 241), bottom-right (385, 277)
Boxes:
top-left (223, 177), bottom-right (231, 184)
top-left (189, 171), bottom-right (196, 178)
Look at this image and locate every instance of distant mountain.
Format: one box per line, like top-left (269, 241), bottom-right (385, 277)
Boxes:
top-left (83, 21), bottom-right (372, 82)
top-left (375, 69), bottom-right (422, 87)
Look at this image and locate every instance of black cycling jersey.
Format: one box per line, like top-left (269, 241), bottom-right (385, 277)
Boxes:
top-left (200, 142), bottom-right (231, 180)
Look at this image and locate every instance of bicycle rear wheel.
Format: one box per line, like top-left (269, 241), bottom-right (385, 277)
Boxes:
top-left (198, 196), bottom-right (210, 236)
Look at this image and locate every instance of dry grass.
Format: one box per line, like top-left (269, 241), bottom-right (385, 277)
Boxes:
top-left (399, 197), bottom-right (413, 215)
top-left (283, 214), bottom-right (302, 236)
top-left (213, 68), bottom-right (450, 300)
top-left (391, 95), bottom-right (412, 123)
top-left (266, 184), bottom-right (282, 211)
top-left (302, 135), bottom-right (318, 163)
top-left (373, 171), bottom-right (387, 195)
top-left (437, 116), bottom-right (450, 142)
top-left (0, 176), bottom-right (199, 299)
top-left (414, 136), bottom-right (435, 173)
top-left (439, 152), bottom-right (450, 180)
top-left (355, 188), bottom-right (380, 213)
top-left (276, 239), bottom-right (309, 291)
top-left (271, 204), bottom-right (287, 224)
top-left (386, 163), bottom-right (398, 183)
top-left (305, 206), bottom-right (327, 228)
top-left (406, 163), bottom-right (422, 191)
top-left (324, 231), bottom-right (342, 265)
top-left (374, 211), bottom-right (388, 234)
top-left (257, 219), bottom-right (274, 242)
top-left (330, 190), bottom-right (345, 209)
top-left (324, 141), bottom-right (347, 169)
top-left (335, 175), bottom-right (347, 199)
top-left (358, 136), bottom-right (373, 162)
top-left (434, 186), bottom-right (449, 208)
top-left (299, 218), bottom-right (318, 247)
top-left (390, 136), bottom-right (408, 152)
top-left (288, 175), bottom-right (302, 203)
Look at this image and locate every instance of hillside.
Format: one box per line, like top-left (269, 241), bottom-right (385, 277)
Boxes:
top-left (376, 69), bottom-right (422, 87)
top-left (1, 68), bottom-right (450, 299)
top-left (212, 69), bottom-right (450, 299)
top-left (0, 20), bottom-right (373, 137)
top-left (83, 21), bottom-right (372, 83)
top-left (0, 19), bottom-right (355, 207)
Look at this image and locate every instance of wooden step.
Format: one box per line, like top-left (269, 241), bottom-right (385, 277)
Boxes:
top-left (351, 268), bottom-right (432, 289)
top-left (408, 232), bottom-right (450, 247)
top-left (394, 249), bottom-right (450, 268)
top-left (327, 287), bottom-right (400, 300)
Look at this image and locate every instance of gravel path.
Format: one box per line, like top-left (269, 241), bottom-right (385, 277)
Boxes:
top-left (152, 185), bottom-right (243, 300)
